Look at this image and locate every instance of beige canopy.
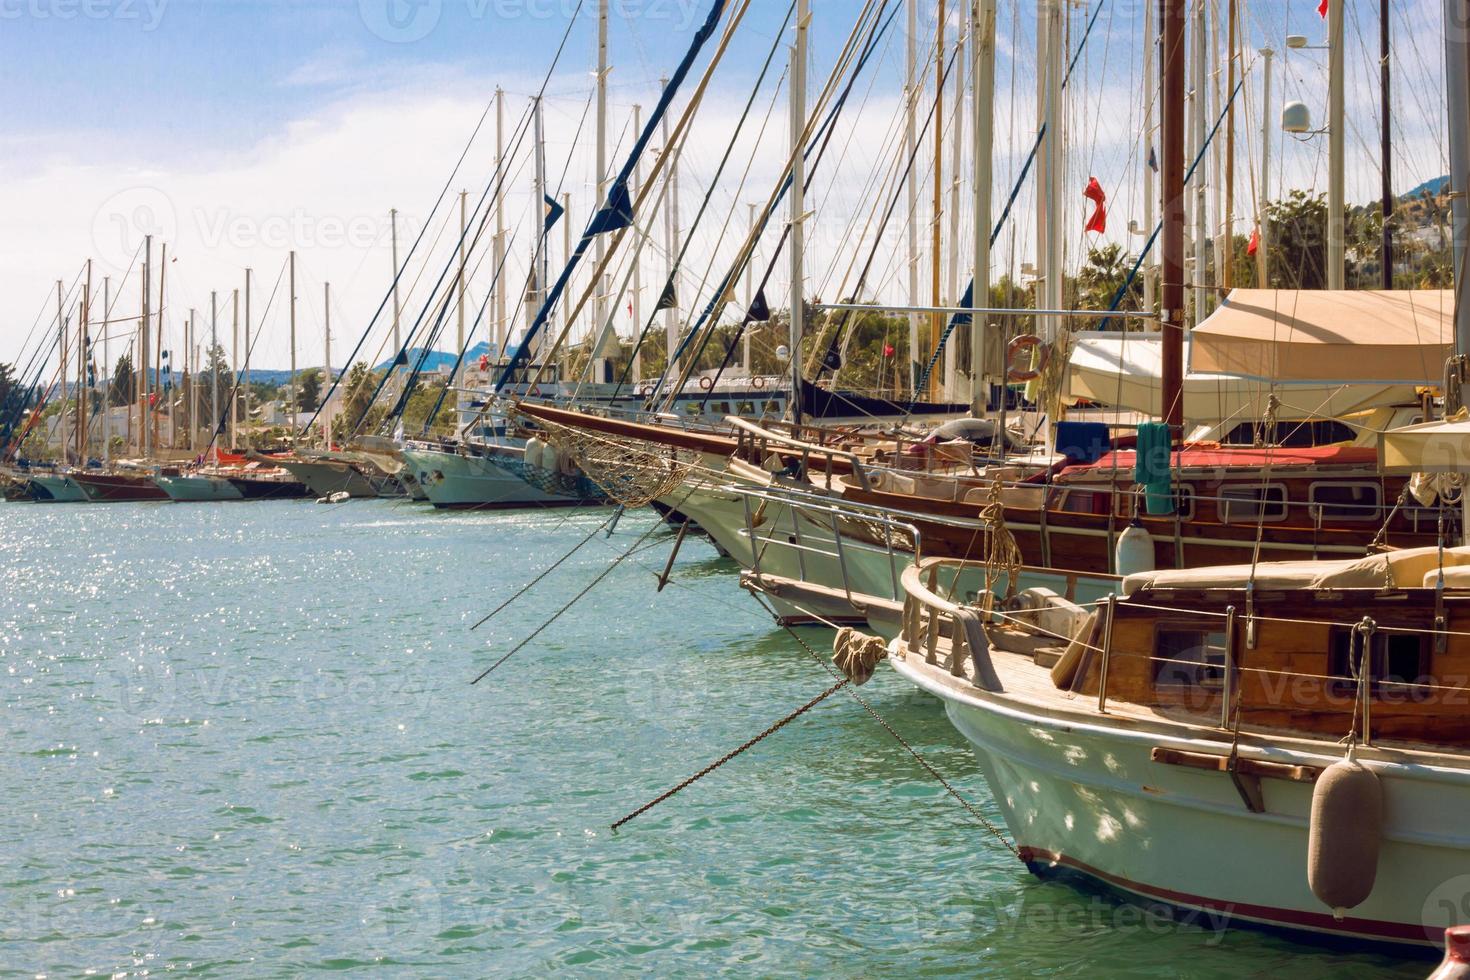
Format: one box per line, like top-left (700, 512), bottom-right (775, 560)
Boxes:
top-left (1188, 289), bottom-right (1454, 384)
top-left (1379, 417), bottom-right (1470, 474)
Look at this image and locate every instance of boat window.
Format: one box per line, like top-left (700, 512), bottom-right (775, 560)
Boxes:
top-left (1308, 482), bottom-right (1381, 522)
top-left (711, 402), bottom-right (730, 416)
top-left (685, 403), bottom-right (702, 416)
top-left (1112, 485), bottom-right (1194, 520)
top-left (1218, 485), bottom-right (1288, 524)
top-left (1327, 628), bottom-right (1430, 700)
top-left (738, 401), bottom-right (756, 415)
top-left (1152, 628), bottom-right (1227, 691)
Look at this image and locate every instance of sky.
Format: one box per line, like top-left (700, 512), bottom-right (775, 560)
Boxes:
top-left (0, 0), bottom-right (1454, 375)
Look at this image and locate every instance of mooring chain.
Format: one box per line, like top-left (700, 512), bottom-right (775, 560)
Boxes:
top-left (610, 678), bottom-right (851, 833)
top-left (754, 596), bottom-right (1019, 859)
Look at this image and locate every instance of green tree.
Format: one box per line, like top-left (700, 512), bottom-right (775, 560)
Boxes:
top-left (1072, 243), bottom-right (1143, 316)
top-left (110, 352), bottom-right (135, 406)
top-left (296, 369), bottom-right (322, 413)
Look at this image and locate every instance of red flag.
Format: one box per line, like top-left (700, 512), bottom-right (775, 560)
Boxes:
top-left (883, 343), bottom-right (896, 358)
top-left (1318, 0), bottom-right (1328, 17)
top-left (1247, 227), bottom-right (1260, 256)
top-left (1083, 177), bottom-right (1107, 234)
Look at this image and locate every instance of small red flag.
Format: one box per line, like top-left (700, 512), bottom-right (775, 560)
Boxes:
top-left (883, 343), bottom-right (896, 358)
top-left (1247, 227), bottom-right (1260, 256)
top-left (1083, 177), bottom-right (1107, 234)
top-left (1318, 0), bottom-right (1328, 17)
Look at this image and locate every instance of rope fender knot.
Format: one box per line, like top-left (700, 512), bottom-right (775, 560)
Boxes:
top-left (832, 627), bottom-right (887, 685)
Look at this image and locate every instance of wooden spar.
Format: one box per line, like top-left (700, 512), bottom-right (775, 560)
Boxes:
top-left (905, 0), bottom-right (920, 396)
top-left (1224, 0), bottom-right (1236, 290)
top-left (80, 264), bottom-right (91, 464)
top-left (632, 103), bottom-right (645, 381)
top-left (102, 275), bottom-right (111, 467)
top-left (390, 207), bottom-right (402, 372)
top-left (660, 76), bottom-right (680, 383)
top-left (154, 242), bottom-right (165, 456)
top-left (929, 0), bottom-right (944, 401)
top-left (243, 268), bottom-right (252, 452)
top-left (230, 289), bottom-right (239, 451)
top-left (1380, 0), bottom-right (1394, 289)
top-left (210, 291), bottom-right (219, 463)
top-left (56, 280), bottom-right (66, 466)
top-left (790, 0), bottom-right (809, 428)
top-left (323, 282), bottom-right (332, 449)
top-left (1161, 0), bottom-right (1186, 435)
top-left (594, 0), bottom-right (610, 343)
top-left (494, 88), bottom-right (507, 359)
top-left (970, 0), bottom-right (996, 418)
top-left (186, 308), bottom-right (195, 454)
top-left (289, 249), bottom-right (297, 436)
top-left (457, 190), bottom-right (467, 377)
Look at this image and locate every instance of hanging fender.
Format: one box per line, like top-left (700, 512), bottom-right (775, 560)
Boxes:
top-left (1006, 335), bottom-right (1049, 383)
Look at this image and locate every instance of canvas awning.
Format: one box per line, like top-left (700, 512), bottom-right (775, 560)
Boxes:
top-left (1188, 288), bottom-right (1454, 384)
top-left (1378, 417), bottom-right (1470, 473)
top-left (1066, 333), bottom-right (1415, 422)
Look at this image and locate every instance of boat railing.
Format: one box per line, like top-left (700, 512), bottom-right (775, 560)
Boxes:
top-left (726, 418), bottom-right (873, 491)
top-left (733, 485), bottom-right (920, 606)
top-left (898, 558), bottom-right (999, 681)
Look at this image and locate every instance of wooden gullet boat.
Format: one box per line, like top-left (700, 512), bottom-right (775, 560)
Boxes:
top-left (886, 547), bottom-right (1470, 948)
top-left (72, 471), bottom-right (169, 502)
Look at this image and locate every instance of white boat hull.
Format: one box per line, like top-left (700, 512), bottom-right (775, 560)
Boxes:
top-left (402, 446), bottom-right (590, 510)
top-left (890, 650), bottom-right (1470, 948)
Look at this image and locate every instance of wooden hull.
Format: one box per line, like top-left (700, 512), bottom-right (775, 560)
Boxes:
top-left (226, 477), bottom-right (312, 500)
top-left (73, 473), bottom-right (169, 502)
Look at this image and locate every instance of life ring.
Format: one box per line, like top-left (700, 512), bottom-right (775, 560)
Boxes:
top-left (699, 376), bottom-right (713, 391)
top-left (1006, 334), bottom-right (1049, 383)
top-left (752, 376), bottom-right (766, 390)
top-left (637, 382), bottom-right (653, 398)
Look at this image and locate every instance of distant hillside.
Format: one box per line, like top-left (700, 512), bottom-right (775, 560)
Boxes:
top-left (1402, 175), bottom-right (1450, 199)
top-left (373, 342), bottom-right (494, 374)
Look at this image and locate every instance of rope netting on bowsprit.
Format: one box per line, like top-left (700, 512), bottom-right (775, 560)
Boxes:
top-left (513, 410), bottom-right (696, 509)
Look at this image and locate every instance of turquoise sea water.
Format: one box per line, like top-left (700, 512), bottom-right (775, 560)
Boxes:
top-left (0, 500), bottom-right (1427, 976)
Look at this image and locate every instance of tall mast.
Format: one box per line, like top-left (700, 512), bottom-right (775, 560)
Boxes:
top-left (1257, 46), bottom-right (1274, 286)
top-left (1161, 0), bottom-right (1186, 433)
top-left (289, 249), bottom-right (298, 436)
top-left (139, 235), bottom-right (151, 458)
top-left (945, 16), bottom-right (964, 398)
top-left (631, 103), bottom-right (645, 381)
top-left (1037, 0), bottom-right (1064, 346)
top-left (1223, 0), bottom-right (1237, 291)
top-left (789, 0), bottom-right (809, 426)
top-left (324, 282), bottom-right (333, 448)
top-left (659, 77), bottom-right (680, 383)
top-left (1327, 0), bottom-right (1346, 289)
top-left (1449, 0), bottom-right (1470, 355)
top-left (230, 289), bottom-right (239, 450)
top-left (186, 308), bottom-right (195, 454)
top-left (243, 268), bottom-right (252, 451)
top-left (154, 242), bottom-right (165, 457)
top-left (969, 0), bottom-right (996, 417)
top-left (562, 190), bottom-right (573, 346)
top-left (457, 190), bottom-right (468, 373)
top-left (79, 261), bottom-right (91, 465)
top-left (1143, 0), bottom-right (1158, 313)
top-left (905, 0), bottom-right (921, 394)
top-left (210, 291), bottom-right (219, 463)
top-left (1191, 0), bottom-right (1207, 322)
top-left (390, 207), bottom-right (403, 383)
top-left (745, 201), bottom-right (757, 375)
top-left (1379, 0), bottom-right (1393, 290)
top-left (532, 95), bottom-right (548, 363)
top-left (494, 89), bottom-right (507, 360)
top-left (102, 276), bottom-right (111, 467)
top-left (594, 0), bottom-right (610, 347)
top-left (56, 280), bottom-right (67, 466)
top-left (928, 0), bottom-right (945, 400)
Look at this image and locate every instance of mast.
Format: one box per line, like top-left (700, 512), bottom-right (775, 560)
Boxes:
top-left (1257, 46), bottom-right (1274, 286)
top-left (928, 0), bottom-right (945, 400)
top-left (1327, 0), bottom-right (1346, 289)
top-left (1191, 0), bottom-right (1207, 322)
top-left (1223, 0), bottom-right (1237, 291)
top-left (1448, 0), bottom-right (1470, 354)
top-left (243, 268), bottom-right (252, 451)
top-left (494, 89), bottom-right (507, 360)
top-left (1161, 0), bottom-right (1186, 434)
top-left (1037, 0), bottom-right (1064, 346)
top-left (79, 262), bottom-right (91, 465)
top-left (210, 291), bottom-right (219, 463)
top-left (532, 95), bottom-right (548, 364)
top-left (230, 288), bottom-right (239, 450)
top-left (289, 250), bottom-right (298, 436)
top-left (154, 242), bottom-right (165, 456)
top-left (745, 201), bottom-right (757, 375)
top-left (457, 190), bottom-right (468, 374)
top-left (945, 17), bottom-right (964, 399)
top-left (969, 0), bottom-right (996, 417)
top-left (660, 76), bottom-right (681, 383)
top-left (1143, 0), bottom-right (1157, 313)
top-left (139, 235), bottom-right (151, 458)
top-left (789, 0), bottom-right (809, 426)
top-left (56, 280), bottom-right (67, 466)
top-left (323, 282), bottom-right (332, 448)
top-left (1379, 0), bottom-right (1393, 290)
top-left (102, 276), bottom-right (111, 467)
top-left (186, 308), bottom-right (195, 454)
top-left (630, 103), bottom-right (644, 381)
top-left (562, 191), bottom-right (573, 346)
top-left (594, 0), bottom-right (610, 348)
top-left (905, 0), bottom-right (921, 394)
top-left (390, 207), bottom-right (403, 385)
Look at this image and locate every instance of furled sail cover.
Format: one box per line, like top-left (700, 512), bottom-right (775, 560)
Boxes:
top-left (1188, 288), bottom-right (1454, 384)
top-left (1066, 333), bottom-right (1414, 422)
top-left (1379, 417), bottom-right (1470, 474)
